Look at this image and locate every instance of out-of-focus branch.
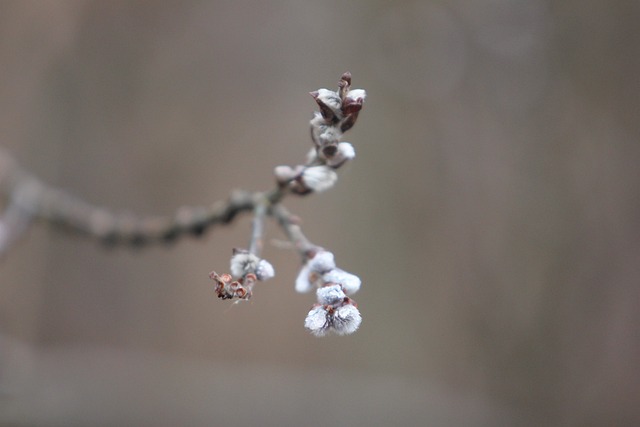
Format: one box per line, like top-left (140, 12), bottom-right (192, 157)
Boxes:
top-left (0, 147), bottom-right (289, 249)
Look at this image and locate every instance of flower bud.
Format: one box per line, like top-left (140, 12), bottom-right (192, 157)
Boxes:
top-left (332, 303), bottom-right (362, 335)
top-left (324, 142), bottom-right (355, 168)
top-left (229, 251), bottom-right (260, 278)
top-left (255, 259), bottom-right (275, 281)
top-left (304, 305), bottom-right (330, 337)
top-left (274, 165), bottom-right (298, 184)
top-left (299, 166), bottom-right (338, 193)
top-left (295, 264), bottom-right (314, 293)
top-left (322, 268), bottom-right (361, 295)
top-left (310, 89), bottom-right (342, 122)
top-left (316, 284), bottom-right (346, 305)
top-left (308, 250), bottom-right (336, 273)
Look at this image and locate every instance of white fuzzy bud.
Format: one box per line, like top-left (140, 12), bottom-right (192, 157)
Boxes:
top-left (230, 252), bottom-right (260, 278)
top-left (295, 264), bottom-right (313, 293)
top-left (305, 148), bottom-right (319, 165)
top-left (322, 268), bottom-right (361, 295)
top-left (312, 88), bottom-right (342, 120)
top-left (332, 303), bottom-right (362, 336)
top-left (300, 166), bottom-right (338, 193)
top-left (346, 89), bottom-right (366, 103)
top-left (308, 250), bottom-right (336, 273)
top-left (316, 284), bottom-right (346, 305)
top-left (255, 259), bottom-right (275, 281)
top-left (274, 165), bottom-right (297, 183)
top-left (317, 126), bottom-right (342, 146)
top-left (325, 142), bottom-right (356, 168)
top-left (305, 305), bottom-right (330, 337)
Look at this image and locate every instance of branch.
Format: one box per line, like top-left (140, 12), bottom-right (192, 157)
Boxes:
top-left (0, 72), bottom-right (367, 336)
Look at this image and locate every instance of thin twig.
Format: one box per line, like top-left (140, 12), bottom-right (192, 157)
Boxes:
top-left (270, 203), bottom-right (319, 261)
top-left (248, 194), bottom-right (267, 256)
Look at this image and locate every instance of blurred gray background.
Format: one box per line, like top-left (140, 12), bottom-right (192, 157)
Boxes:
top-left (1, 1), bottom-right (639, 426)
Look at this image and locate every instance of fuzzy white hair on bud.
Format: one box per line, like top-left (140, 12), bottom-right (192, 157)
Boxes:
top-left (230, 252), bottom-right (260, 278)
top-left (314, 89), bottom-right (342, 113)
top-left (317, 126), bottom-right (342, 146)
top-left (295, 264), bottom-right (314, 293)
top-left (300, 166), bottom-right (338, 193)
top-left (255, 259), bottom-right (275, 281)
top-left (316, 284), bottom-right (346, 305)
top-left (305, 305), bottom-right (330, 337)
top-left (308, 250), bottom-right (336, 273)
top-left (325, 142), bottom-right (356, 168)
top-left (322, 268), bottom-right (361, 295)
top-left (332, 303), bottom-right (362, 335)
top-left (346, 89), bottom-right (366, 102)
top-left (274, 165), bottom-right (297, 183)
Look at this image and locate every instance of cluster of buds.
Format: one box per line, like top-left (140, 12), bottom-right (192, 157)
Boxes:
top-left (209, 248), bottom-right (275, 301)
top-left (274, 72), bottom-right (366, 195)
top-left (305, 285), bottom-right (361, 337)
top-left (210, 73), bottom-right (366, 336)
top-left (297, 250), bottom-right (362, 336)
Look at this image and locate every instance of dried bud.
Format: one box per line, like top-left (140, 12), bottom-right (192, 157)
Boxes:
top-left (338, 72), bottom-right (352, 100)
top-left (322, 268), bottom-right (361, 295)
top-left (209, 271), bottom-right (252, 300)
top-left (255, 259), bottom-right (275, 281)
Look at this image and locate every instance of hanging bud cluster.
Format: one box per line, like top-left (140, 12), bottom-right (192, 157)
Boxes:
top-left (275, 72), bottom-right (366, 195)
top-left (297, 250), bottom-right (362, 336)
top-left (209, 248), bottom-right (275, 301)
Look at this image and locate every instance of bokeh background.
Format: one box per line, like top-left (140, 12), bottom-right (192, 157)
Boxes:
top-left (1, 1), bottom-right (639, 426)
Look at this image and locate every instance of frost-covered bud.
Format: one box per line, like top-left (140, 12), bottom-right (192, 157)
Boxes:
top-left (295, 264), bottom-right (314, 293)
top-left (255, 259), bottom-right (275, 281)
top-left (305, 305), bottom-right (330, 337)
top-left (322, 268), bottom-right (361, 295)
top-left (310, 89), bottom-right (342, 122)
top-left (332, 302), bottom-right (362, 335)
top-left (304, 298), bottom-right (362, 336)
top-left (310, 113), bottom-right (343, 148)
top-left (324, 142), bottom-right (355, 168)
top-left (308, 250), bottom-right (336, 273)
top-left (229, 250), bottom-right (260, 278)
top-left (316, 284), bottom-right (346, 305)
top-left (299, 166), bottom-right (337, 193)
top-left (295, 250), bottom-right (336, 293)
top-left (317, 126), bottom-right (342, 147)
